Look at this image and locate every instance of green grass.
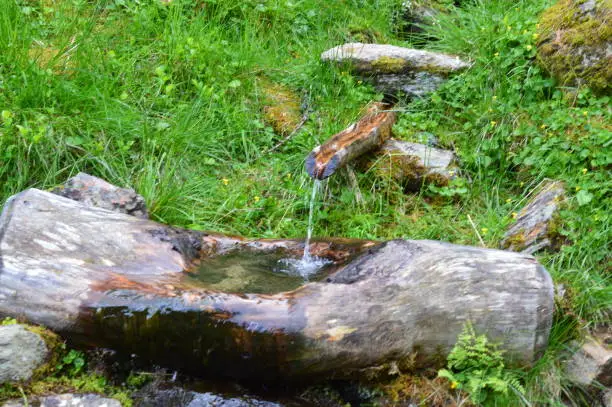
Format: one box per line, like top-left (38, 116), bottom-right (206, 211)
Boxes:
top-left (0, 0), bottom-right (610, 405)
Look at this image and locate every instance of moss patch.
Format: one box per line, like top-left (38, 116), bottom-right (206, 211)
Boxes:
top-left (536, 0), bottom-right (612, 94)
top-left (259, 79), bottom-right (302, 136)
top-left (370, 56), bottom-right (409, 74)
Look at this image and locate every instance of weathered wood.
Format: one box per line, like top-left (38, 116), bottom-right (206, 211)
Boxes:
top-left (306, 103), bottom-right (396, 179)
top-left (502, 180), bottom-right (565, 254)
top-left (0, 189), bottom-right (554, 381)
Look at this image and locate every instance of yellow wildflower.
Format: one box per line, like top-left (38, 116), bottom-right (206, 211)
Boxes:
top-left (582, 110), bottom-right (588, 116)
top-left (494, 52), bottom-right (499, 57)
top-left (533, 33), bottom-right (539, 39)
top-left (493, 95), bottom-right (498, 100)
top-left (254, 196), bottom-right (260, 202)
top-left (222, 178), bottom-right (229, 185)
top-left (506, 198), bottom-right (512, 203)
top-left (451, 381), bottom-right (458, 389)
top-left (490, 121), bottom-right (497, 126)
top-left (481, 227), bottom-right (489, 234)
top-left (512, 212), bottom-right (518, 219)
top-left (581, 168), bottom-right (588, 174)
top-left (526, 45), bottom-right (532, 51)
top-left (575, 186), bottom-right (581, 191)
top-left (540, 124), bottom-right (547, 129)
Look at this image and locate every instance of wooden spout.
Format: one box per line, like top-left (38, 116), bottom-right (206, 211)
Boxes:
top-left (305, 102), bottom-right (396, 179)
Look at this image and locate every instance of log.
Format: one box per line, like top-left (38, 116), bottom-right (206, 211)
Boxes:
top-left (305, 103), bottom-right (396, 179)
top-left (501, 180), bottom-right (565, 254)
top-left (0, 189), bottom-right (554, 381)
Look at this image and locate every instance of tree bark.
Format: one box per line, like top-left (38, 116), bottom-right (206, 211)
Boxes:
top-left (0, 189), bottom-right (554, 381)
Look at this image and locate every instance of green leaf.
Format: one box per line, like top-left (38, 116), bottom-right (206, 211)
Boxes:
top-left (576, 190), bottom-right (593, 206)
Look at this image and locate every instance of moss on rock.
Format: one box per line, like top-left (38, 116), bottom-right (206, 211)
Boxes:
top-left (536, 0), bottom-right (611, 94)
top-left (371, 56), bottom-right (410, 74)
top-left (259, 79), bottom-right (302, 136)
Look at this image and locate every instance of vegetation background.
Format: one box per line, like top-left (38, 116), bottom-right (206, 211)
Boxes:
top-left (0, 0), bottom-right (609, 405)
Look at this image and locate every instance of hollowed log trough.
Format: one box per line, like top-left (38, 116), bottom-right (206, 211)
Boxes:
top-left (0, 189), bottom-right (554, 381)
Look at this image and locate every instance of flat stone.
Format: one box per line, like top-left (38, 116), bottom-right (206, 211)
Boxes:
top-left (368, 139), bottom-right (456, 190)
top-left (0, 325), bottom-right (48, 384)
top-left (2, 394), bottom-right (122, 407)
top-left (502, 180), bottom-right (565, 253)
top-left (321, 43), bottom-right (469, 75)
top-left (51, 172), bottom-right (148, 218)
top-left (565, 335), bottom-right (611, 388)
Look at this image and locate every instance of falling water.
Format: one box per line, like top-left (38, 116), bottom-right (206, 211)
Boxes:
top-left (303, 179), bottom-right (320, 261)
top-left (276, 179), bottom-right (330, 279)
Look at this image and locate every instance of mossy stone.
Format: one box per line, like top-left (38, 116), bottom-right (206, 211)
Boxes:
top-left (370, 56), bottom-right (409, 74)
top-left (536, 0), bottom-right (611, 94)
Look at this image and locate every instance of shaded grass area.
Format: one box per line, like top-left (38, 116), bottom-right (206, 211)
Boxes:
top-left (0, 0), bottom-right (610, 405)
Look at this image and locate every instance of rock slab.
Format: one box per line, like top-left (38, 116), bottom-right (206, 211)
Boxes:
top-left (51, 172), bottom-right (148, 218)
top-left (321, 43), bottom-right (469, 97)
top-left (2, 394), bottom-right (121, 407)
top-left (565, 335), bottom-right (611, 388)
top-left (0, 324), bottom-right (48, 384)
top-left (368, 139), bottom-right (456, 189)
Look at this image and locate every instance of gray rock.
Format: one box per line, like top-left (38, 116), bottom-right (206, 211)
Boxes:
top-left (536, 0), bottom-right (611, 94)
top-left (2, 394), bottom-right (122, 407)
top-left (134, 388), bottom-right (283, 407)
top-left (370, 139), bottom-right (457, 190)
top-left (321, 43), bottom-right (469, 75)
top-left (501, 180), bottom-right (565, 253)
top-left (51, 172), bottom-right (148, 218)
top-left (372, 72), bottom-right (446, 98)
top-left (0, 325), bottom-right (48, 384)
top-left (321, 43), bottom-right (468, 98)
top-left (565, 335), bottom-right (611, 388)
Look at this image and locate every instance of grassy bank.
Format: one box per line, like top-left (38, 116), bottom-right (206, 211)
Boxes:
top-left (0, 0), bottom-right (609, 405)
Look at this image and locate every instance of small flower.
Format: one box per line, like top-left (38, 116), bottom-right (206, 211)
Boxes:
top-left (506, 198), bottom-right (512, 203)
top-left (254, 196), bottom-right (260, 202)
top-left (286, 173), bottom-right (292, 179)
top-left (540, 124), bottom-right (547, 129)
top-left (451, 381), bottom-right (458, 389)
top-left (357, 80), bottom-right (363, 84)
top-left (494, 52), bottom-right (499, 57)
top-left (526, 45), bottom-right (532, 51)
top-left (581, 168), bottom-right (588, 174)
top-left (575, 186), bottom-right (581, 191)
top-left (520, 182), bottom-right (525, 187)
top-left (481, 227), bottom-right (489, 234)
top-left (488, 108), bottom-right (493, 112)
top-left (582, 110), bottom-right (588, 116)
top-left (222, 178), bottom-right (229, 185)
top-left (512, 212), bottom-right (518, 219)
top-left (533, 33), bottom-right (539, 39)
top-left (490, 120), bottom-right (497, 126)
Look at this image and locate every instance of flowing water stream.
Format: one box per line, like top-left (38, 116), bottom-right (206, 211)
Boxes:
top-left (189, 180), bottom-right (331, 293)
